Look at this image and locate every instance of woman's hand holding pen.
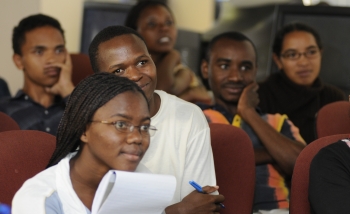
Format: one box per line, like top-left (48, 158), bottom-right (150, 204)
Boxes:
top-left (164, 186), bottom-right (225, 214)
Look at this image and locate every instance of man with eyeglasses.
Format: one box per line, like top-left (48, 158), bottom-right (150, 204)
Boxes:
top-left (199, 31), bottom-right (306, 213)
top-left (258, 22), bottom-right (345, 144)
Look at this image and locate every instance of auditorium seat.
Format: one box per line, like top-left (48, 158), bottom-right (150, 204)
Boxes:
top-left (0, 130), bottom-right (56, 205)
top-left (70, 53), bottom-right (94, 86)
top-left (0, 112), bottom-right (20, 132)
top-left (316, 101), bottom-right (350, 138)
top-left (209, 123), bottom-right (255, 214)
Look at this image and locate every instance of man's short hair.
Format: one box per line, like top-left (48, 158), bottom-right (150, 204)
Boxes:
top-left (88, 25), bottom-right (145, 73)
top-left (12, 14), bottom-right (64, 55)
top-left (205, 31), bottom-right (258, 64)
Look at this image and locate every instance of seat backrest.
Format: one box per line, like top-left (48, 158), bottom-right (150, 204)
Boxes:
top-left (290, 133), bottom-right (349, 214)
top-left (0, 130), bottom-right (56, 205)
top-left (316, 101), bottom-right (350, 138)
top-left (0, 112), bottom-right (20, 132)
top-left (209, 123), bottom-right (255, 214)
top-left (70, 53), bottom-right (94, 86)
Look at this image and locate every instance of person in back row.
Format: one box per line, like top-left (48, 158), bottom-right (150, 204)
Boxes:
top-left (258, 22), bottom-right (345, 144)
top-left (0, 14), bottom-right (74, 135)
top-left (125, 0), bottom-right (213, 104)
top-left (199, 31), bottom-right (305, 212)
top-left (88, 25), bottom-right (224, 213)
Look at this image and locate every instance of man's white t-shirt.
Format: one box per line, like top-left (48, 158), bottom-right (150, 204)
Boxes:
top-left (141, 90), bottom-right (217, 205)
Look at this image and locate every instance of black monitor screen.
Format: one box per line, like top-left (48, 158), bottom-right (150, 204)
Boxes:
top-left (80, 2), bottom-right (132, 54)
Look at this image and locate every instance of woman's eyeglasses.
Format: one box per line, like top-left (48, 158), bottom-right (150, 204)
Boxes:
top-left (90, 120), bottom-right (157, 137)
top-left (280, 48), bottom-right (320, 61)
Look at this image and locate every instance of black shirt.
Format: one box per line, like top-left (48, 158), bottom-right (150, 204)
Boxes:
top-left (258, 72), bottom-right (346, 144)
top-left (0, 90), bottom-right (67, 135)
top-left (309, 140), bottom-right (350, 214)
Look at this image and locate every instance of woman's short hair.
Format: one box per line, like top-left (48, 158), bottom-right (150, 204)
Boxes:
top-left (47, 72), bottom-right (147, 167)
top-left (272, 22), bottom-right (323, 56)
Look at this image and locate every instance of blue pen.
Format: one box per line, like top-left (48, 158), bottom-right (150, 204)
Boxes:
top-left (189, 180), bottom-right (225, 208)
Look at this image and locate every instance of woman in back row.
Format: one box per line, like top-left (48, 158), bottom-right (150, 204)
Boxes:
top-left (125, 0), bottom-right (213, 104)
top-left (258, 22), bottom-right (345, 144)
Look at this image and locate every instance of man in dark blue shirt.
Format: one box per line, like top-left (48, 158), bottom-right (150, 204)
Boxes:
top-left (0, 14), bottom-right (74, 135)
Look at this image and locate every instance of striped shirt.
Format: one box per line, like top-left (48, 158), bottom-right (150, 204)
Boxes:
top-left (198, 104), bottom-right (305, 210)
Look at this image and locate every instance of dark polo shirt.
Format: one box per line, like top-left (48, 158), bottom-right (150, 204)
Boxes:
top-left (0, 90), bottom-right (67, 135)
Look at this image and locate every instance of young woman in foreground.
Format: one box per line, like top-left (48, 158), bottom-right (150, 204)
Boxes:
top-left (12, 72), bottom-right (155, 213)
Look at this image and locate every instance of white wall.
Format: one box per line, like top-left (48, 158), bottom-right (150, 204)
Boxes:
top-left (168, 0), bottom-right (214, 33)
top-left (40, 0), bottom-right (84, 53)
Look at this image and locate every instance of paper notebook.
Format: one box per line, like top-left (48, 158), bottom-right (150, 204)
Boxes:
top-left (91, 170), bottom-right (176, 214)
